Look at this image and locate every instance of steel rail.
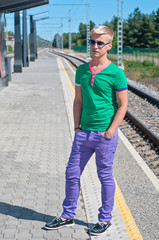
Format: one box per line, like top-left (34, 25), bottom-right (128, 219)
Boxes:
top-left (50, 50), bottom-right (87, 64)
top-left (50, 51), bottom-right (80, 68)
top-left (128, 84), bottom-right (159, 106)
top-left (51, 50), bottom-right (159, 147)
top-left (125, 111), bottom-right (159, 147)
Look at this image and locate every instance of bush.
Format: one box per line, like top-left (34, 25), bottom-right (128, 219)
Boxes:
top-left (143, 60), bottom-right (155, 67)
top-left (152, 67), bottom-right (159, 77)
top-left (124, 60), bottom-right (143, 68)
top-left (8, 45), bottom-right (13, 52)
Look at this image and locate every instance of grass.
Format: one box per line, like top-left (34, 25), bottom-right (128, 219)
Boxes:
top-left (109, 58), bottom-right (159, 92)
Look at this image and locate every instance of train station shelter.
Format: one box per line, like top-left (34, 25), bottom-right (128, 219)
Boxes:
top-left (0, 0), bottom-right (49, 13)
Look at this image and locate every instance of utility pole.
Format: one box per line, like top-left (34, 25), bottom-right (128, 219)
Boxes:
top-left (50, 3), bottom-right (90, 56)
top-left (56, 33), bottom-right (60, 49)
top-left (68, 9), bottom-right (72, 53)
top-left (58, 34), bottom-right (60, 49)
top-left (56, 35), bottom-right (58, 48)
top-left (86, 0), bottom-right (90, 59)
top-left (61, 18), bottom-right (63, 51)
top-left (117, 0), bottom-right (123, 69)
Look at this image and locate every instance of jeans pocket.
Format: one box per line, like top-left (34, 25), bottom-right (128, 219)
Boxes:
top-left (99, 132), bottom-right (113, 141)
top-left (75, 130), bottom-right (83, 136)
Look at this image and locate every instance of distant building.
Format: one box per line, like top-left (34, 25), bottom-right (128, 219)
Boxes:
top-left (5, 35), bottom-right (14, 51)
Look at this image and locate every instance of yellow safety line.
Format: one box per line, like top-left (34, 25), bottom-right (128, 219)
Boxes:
top-left (115, 180), bottom-right (143, 240)
top-left (59, 58), bottom-right (75, 96)
top-left (59, 57), bottom-right (143, 240)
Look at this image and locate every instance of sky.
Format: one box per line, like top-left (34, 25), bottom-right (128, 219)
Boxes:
top-left (5, 0), bottom-right (159, 42)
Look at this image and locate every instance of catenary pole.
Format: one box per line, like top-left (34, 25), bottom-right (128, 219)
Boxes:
top-left (50, 3), bottom-right (90, 56)
top-left (86, 0), bottom-right (90, 59)
top-left (69, 9), bottom-right (72, 53)
top-left (61, 18), bottom-right (63, 51)
top-left (117, 0), bottom-right (124, 69)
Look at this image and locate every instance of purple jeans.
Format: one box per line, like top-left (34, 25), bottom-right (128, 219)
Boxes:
top-left (61, 129), bottom-right (118, 222)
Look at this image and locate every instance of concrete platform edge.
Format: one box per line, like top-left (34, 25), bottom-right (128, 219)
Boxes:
top-left (118, 129), bottom-right (159, 192)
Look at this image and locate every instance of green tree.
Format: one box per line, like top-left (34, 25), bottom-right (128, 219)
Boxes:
top-left (123, 8), bottom-right (143, 48)
top-left (153, 8), bottom-right (159, 48)
top-left (140, 14), bottom-right (155, 48)
top-left (4, 31), bottom-right (14, 37)
top-left (37, 35), bottom-right (51, 47)
top-left (8, 45), bottom-right (13, 52)
top-left (8, 31), bottom-right (14, 36)
top-left (52, 33), bottom-right (61, 48)
top-left (63, 33), bottom-right (69, 48)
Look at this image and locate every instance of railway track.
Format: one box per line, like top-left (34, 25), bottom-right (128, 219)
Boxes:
top-left (50, 50), bottom-right (159, 178)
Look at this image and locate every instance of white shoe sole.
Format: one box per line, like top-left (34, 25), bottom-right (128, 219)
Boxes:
top-left (90, 225), bottom-right (111, 236)
top-left (45, 222), bottom-right (75, 230)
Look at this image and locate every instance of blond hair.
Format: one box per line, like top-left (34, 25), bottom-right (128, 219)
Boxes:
top-left (91, 25), bottom-right (114, 42)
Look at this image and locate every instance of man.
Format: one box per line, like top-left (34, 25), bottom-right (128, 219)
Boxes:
top-left (45, 25), bottom-right (128, 236)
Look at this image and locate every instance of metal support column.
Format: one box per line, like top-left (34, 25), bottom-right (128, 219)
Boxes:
top-left (5, 56), bottom-right (11, 82)
top-left (117, 0), bottom-right (124, 69)
top-left (68, 9), bottom-right (72, 53)
top-left (30, 15), bottom-right (35, 61)
top-left (34, 20), bottom-right (37, 59)
top-left (23, 10), bottom-right (29, 67)
top-left (14, 11), bottom-right (22, 72)
top-left (86, 0), bottom-right (90, 59)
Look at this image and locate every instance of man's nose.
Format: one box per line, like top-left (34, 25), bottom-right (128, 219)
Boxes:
top-left (94, 42), bottom-right (98, 48)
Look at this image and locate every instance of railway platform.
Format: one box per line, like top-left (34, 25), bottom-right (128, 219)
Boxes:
top-left (0, 48), bottom-right (158, 240)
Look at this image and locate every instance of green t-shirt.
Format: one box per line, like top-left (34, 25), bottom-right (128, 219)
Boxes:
top-left (75, 61), bottom-right (128, 131)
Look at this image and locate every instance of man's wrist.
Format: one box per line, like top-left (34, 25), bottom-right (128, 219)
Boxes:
top-left (104, 129), bottom-right (114, 138)
top-left (74, 127), bottom-right (81, 131)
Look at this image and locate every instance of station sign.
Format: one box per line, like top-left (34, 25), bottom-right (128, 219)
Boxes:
top-left (0, 0), bottom-right (49, 13)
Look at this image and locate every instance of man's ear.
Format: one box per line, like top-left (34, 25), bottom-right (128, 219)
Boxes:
top-left (107, 42), bottom-right (112, 51)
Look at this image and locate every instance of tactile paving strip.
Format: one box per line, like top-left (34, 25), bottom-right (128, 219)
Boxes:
top-left (58, 58), bottom-right (130, 240)
top-left (81, 157), bottom-right (130, 240)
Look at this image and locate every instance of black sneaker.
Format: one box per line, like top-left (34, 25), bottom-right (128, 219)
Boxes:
top-left (45, 217), bottom-right (75, 230)
top-left (89, 221), bottom-right (111, 236)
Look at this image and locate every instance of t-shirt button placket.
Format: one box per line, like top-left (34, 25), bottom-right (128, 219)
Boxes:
top-left (91, 74), bottom-right (95, 86)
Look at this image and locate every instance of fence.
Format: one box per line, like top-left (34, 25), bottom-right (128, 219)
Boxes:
top-left (73, 46), bottom-right (159, 65)
top-left (108, 48), bottom-right (159, 65)
top-left (73, 46), bottom-right (86, 53)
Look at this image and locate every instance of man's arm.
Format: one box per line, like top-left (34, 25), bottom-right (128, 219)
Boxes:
top-left (73, 85), bottom-right (83, 133)
top-left (103, 89), bottom-right (128, 138)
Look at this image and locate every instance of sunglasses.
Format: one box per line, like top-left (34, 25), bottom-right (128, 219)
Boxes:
top-left (89, 39), bottom-right (111, 48)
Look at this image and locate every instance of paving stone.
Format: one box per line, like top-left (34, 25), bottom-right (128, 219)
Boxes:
top-left (3, 237), bottom-right (17, 240)
top-left (2, 228), bottom-right (18, 238)
top-left (60, 237), bottom-right (75, 240)
top-left (31, 229), bottom-right (45, 238)
top-left (0, 230), bottom-right (4, 239)
top-left (43, 231), bottom-right (61, 240)
top-left (0, 55), bottom-right (88, 239)
top-left (73, 231), bottom-right (89, 239)
top-left (17, 228), bottom-right (32, 237)
top-left (31, 238), bottom-right (46, 240)
top-left (19, 220), bottom-right (33, 230)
